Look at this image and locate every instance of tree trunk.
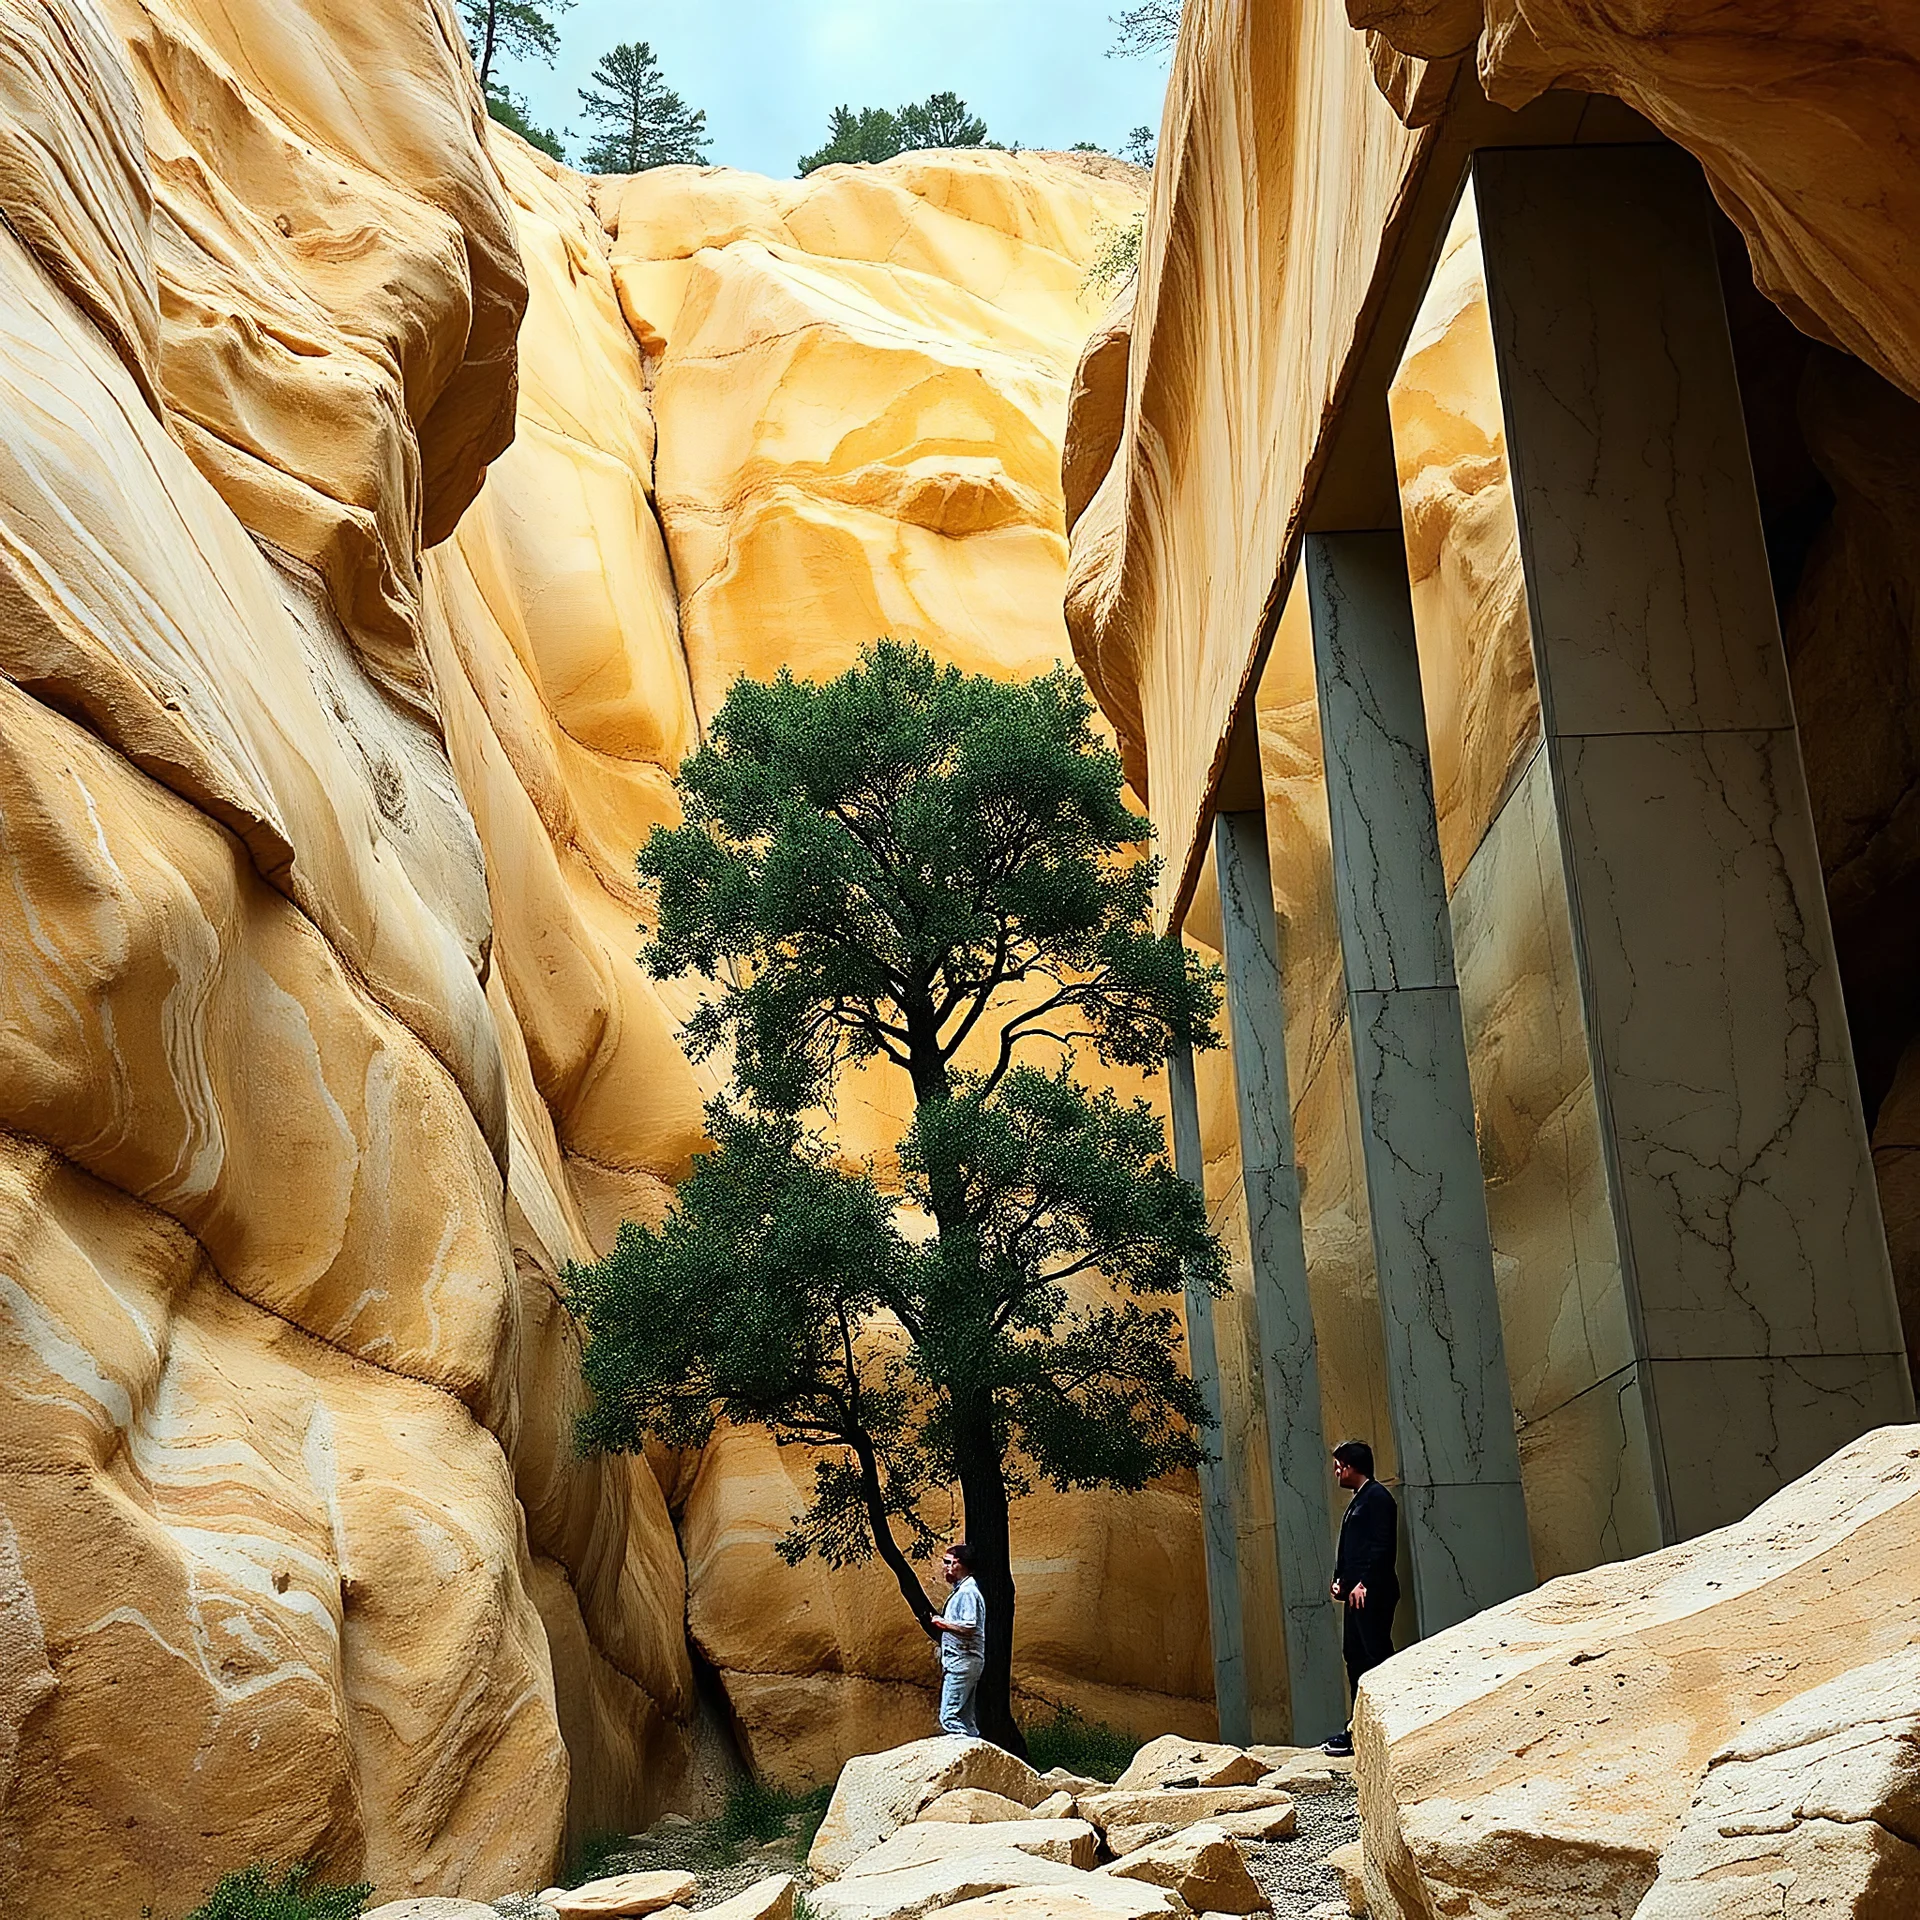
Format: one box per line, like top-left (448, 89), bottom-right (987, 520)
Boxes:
top-left (952, 1389), bottom-right (1026, 1757)
top-left (852, 1432), bottom-right (938, 1640)
top-left (478, 0), bottom-right (498, 90)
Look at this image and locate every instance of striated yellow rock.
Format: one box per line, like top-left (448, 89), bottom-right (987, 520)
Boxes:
top-left (1356, 1426), bottom-right (1920, 1920)
top-left (604, 151), bottom-right (1145, 714)
top-left (0, 9), bottom-right (686, 1912)
top-left (1359, 0), bottom-right (1920, 408)
top-left (0, 0), bottom-right (1184, 1902)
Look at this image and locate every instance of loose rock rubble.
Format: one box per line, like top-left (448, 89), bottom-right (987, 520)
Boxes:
top-left (507, 1733), bottom-right (1361, 1920)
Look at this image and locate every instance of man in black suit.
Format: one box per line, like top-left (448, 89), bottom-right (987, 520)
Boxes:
top-left (1321, 1439), bottom-right (1397, 1757)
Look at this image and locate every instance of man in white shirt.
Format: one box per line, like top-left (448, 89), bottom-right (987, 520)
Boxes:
top-left (929, 1541), bottom-right (985, 1737)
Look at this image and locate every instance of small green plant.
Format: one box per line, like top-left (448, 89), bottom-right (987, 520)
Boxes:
top-left (182, 1863), bottom-right (372, 1920)
top-left (1024, 1705), bottom-right (1142, 1783)
top-left (712, 1775), bottom-right (835, 1854)
top-left (1081, 212), bottom-right (1145, 302)
top-left (564, 1827), bottom-right (636, 1887)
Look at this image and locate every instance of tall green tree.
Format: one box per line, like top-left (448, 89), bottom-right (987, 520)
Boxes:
top-left (461, 0), bottom-right (571, 161)
top-left (798, 92), bottom-right (990, 175)
top-left (461, 0), bottom-right (570, 93)
top-left (798, 104), bottom-right (904, 174)
top-left (577, 40), bottom-right (710, 173)
top-left (570, 643), bottom-right (1224, 1754)
top-left (895, 91), bottom-right (989, 152)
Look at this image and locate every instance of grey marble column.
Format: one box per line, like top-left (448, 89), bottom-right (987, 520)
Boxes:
top-left (1213, 809), bottom-right (1347, 1739)
top-left (1167, 1038), bottom-right (1252, 1746)
top-left (1472, 145), bottom-right (1916, 1540)
top-left (1304, 532), bottom-right (1536, 1631)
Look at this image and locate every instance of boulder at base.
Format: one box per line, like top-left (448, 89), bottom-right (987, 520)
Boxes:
top-left (1204, 1805), bottom-right (1298, 1844)
top-left (1100, 1823), bottom-right (1271, 1915)
top-left (1634, 1645), bottom-right (1920, 1918)
top-left (687, 1879), bottom-right (799, 1920)
top-left (1031, 1792), bottom-right (1080, 1820)
top-left (1115, 1738), bottom-right (1265, 1792)
top-left (1357, 1426), bottom-right (1920, 1920)
top-left (1077, 1787), bottom-right (1289, 1837)
top-left (1323, 1843), bottom-right (1365, 1919)
top-left (844, 1821), bottom-right (1100, 1877)
top-left (807, 1846), bottom-right (1093, 1920)
top-left (363, 1904), bottom-right (502, 1920)
top-left (921, 1790), bottom-right (1048, 1825)
top-left (938, 1880), bottom-right (1190, 1920)
top-left (1246, 1747), bottom-right (1349, 1795)
top-left (813, 1738), bottom-right (1048, 1880)
top-left (1104, 1825), bottom-right (1177, 1857)
top-left (547, 1871), bottom-right (701, 1918)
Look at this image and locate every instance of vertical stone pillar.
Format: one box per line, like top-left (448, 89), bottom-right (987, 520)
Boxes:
top-left (1167, 1038), bottom-right (1252, 1746)
top-left (1304, 532), bottom-right (1536, 1630)
top-left (1463, 145), bottom-right (1914, 1542)
top-left (1212, 809), bottom-right (1347, 1739)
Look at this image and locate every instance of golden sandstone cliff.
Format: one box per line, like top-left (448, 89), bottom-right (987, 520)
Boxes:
top-left (0, 0), bottom-right (1177, 1907)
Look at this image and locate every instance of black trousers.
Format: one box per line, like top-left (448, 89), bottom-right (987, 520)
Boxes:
top-left (1342, 1586), bottom-right (1397, 1701)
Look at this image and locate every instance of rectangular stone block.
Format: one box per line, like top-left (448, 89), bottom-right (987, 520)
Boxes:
top-left (1475, 146), bottom-right (1794, 740)
top-left (1513, 1364), bottom-right (1663, 1578)
top-left (1646, 1353), bottom-right (1917, 1543)
top-left (1347, 986), bottom-right (1513, 1489)
top-left (1556, 729), bottom-right (1904, 1362)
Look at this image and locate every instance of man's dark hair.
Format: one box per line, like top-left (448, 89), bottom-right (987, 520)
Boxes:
top-left (1333, 1440), bottom-right (1374, 1478)
top-left (947, 1541), bottom-right (977, 1571)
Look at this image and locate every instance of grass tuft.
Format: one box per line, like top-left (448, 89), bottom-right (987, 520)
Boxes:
top-left (178, 1863), bottom-right (372, 1920)
top-left (1023, 1706), bottom-right (1141, 1783)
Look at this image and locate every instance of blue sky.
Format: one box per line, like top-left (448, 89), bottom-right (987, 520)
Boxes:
top-left (506, 2), bottom-right (1172, 178)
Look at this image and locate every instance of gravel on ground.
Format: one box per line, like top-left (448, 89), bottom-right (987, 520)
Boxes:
top-left (1243, 1783), bottom-right (1358, 1919)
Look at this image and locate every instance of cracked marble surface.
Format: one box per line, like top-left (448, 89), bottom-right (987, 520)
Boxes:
top-left (1396, 143), bottom-right (1912, 1563)
top-left (1304, 529), bottom-right (1531, 1627)
top-left (1560, 727), bottom-right (1904, 1362)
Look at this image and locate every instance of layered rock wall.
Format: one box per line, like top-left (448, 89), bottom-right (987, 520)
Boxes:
top-left (0, 0), bottom-right (1185, 1904)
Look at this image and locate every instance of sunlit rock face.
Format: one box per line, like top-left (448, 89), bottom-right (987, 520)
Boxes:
top-left (1356, 1424), bottom-right (1920, 1920)
top-left (1357, 0), bottom-right (1920, 408)
top-left (0, 0), bottom-right (1187, 1895)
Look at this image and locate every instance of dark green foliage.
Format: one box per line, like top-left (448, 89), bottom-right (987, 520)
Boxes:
top-left (798, 93), bottom-right (988, 174)
top-left (896, 92), bottom-right (990, 151)
top-left (483, 84), bottom-right (566, 161)
top-left (578, 41), bottom-right (710, 173)
top-left (1122, 124), bottom-right (1156, 168)
top-left (642, 645), bottom-right (1210, 1115)
top-left (1108, 1), bottom-right (1180, 58)
top-left (572, 641), bottom-right (1223, 1750)
top-left (181, 1863), bottom-right (371, 1920)
top-left (799, 105), bottom-right (903, 172)
top-left (461, 0), bottom-right (571, 91)
top-left (1023, 1705), bottom-right (1142, 1783)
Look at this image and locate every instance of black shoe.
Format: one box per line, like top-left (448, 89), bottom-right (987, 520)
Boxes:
top-left (1320, 1731), bottom-right (1354, 1756)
